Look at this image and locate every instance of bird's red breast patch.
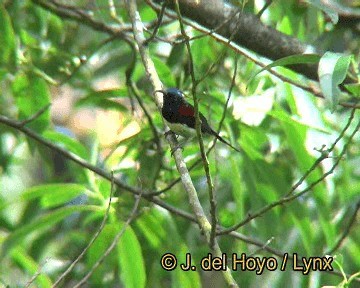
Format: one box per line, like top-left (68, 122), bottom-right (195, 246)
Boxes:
top-left (178, 104), bottom-right (195, 117)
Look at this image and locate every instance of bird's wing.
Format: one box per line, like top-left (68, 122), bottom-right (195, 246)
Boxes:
top-left (173, 102), bottom-right (195, 128)
top-left (177, 102), bottom-right (214, 134)
top-left (178, 102), bottom-right (195, 117)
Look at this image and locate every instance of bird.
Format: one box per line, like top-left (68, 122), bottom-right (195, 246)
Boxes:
top-left (155, 88), bottom-right (241, 153)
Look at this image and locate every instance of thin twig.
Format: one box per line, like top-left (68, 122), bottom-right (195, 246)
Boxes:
top-left (173, 1), bottom-right (238, 287)
top-left (25, 258), bottom-right (50, 288)
top-left (0, 114), bottom-right (196, 223)
top-left (108, 0), bottom-right (124, 23)
top-left (73, 192), bottom-right (142, 288)
top-left (326, 200), bottom-right (360, 255)
top-left (257, 0), bottom-right (273, 18)
top-left (216, 55), bottom-right (239, 140)
top-left (19, 104), bottom-right (51, 127)
top-left (146, 0), bottom-right (360, 110)
top-left (143, 0), bottom-right (167, 45)
top-left (195, 10), bottom-right (242, 86)
top-left (219, 110), bottom-right (360, 235)
top-left (60, 36), bottom-right (117, 85)
top-left (286, 107), bottom-right (356, 197)
top-left (0, 114), bottom-right (354, 280)
top-left (174, 0), bottom-right (218, 248)
top-left (32, 0), bottom-right (126, 36)
top-left (248, 237), bottom-right (274, 257)
top-left (52, 172), bottom-right (116, 287)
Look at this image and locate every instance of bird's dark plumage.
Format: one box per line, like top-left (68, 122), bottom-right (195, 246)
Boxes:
top-left (156, 88), bottom-right (240, 152)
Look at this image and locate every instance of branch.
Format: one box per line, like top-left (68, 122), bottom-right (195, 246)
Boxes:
top-left (325, 199), bottom-right (360, 255)
top-left (0, 114), bottom-right (196, 224)
top-left (148, 0), bottom-right (359, 108)
top-left (219, 109), bottom-right (360, 234)
top-left (73, 192), bottom-right (142, 288)
top-left (32, 0), bottom-right (125, 36)
top-left (143, 0), bottom-right (167, 45)
top-left (0, 114), bottom-right (355, 281)
top-left (19, 104), bottom-right (51, 126)
top-left (151, 0), bottom-right (322, 82)
top-left (173, 0), bottom-right (217, 249)
top-left (52, 172), bottom-right (115, 287)
top-left (127, 0), bottom-right (238, 286)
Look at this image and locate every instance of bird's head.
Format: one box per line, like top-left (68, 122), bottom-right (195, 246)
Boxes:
top-left (155, 88), bottom-right (185, 104)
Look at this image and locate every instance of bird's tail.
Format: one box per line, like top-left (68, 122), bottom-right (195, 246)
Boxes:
top-left (210, 129), bottom-right (241, 153)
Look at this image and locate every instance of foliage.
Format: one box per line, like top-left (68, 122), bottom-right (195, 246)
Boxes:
top-left (0, 0), bottom-right (359, 287)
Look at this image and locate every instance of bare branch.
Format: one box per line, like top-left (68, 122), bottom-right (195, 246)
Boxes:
top-left (52, 172), bottom-right (116, 287)
top-left (173, 0), bottom-right (218, 247)
top-left (326, 200), bottom-right (360, 255)
top-left (219, 109), bottom-right (360, 235)
top-left (19, 104), bottom-right (51, 127)
top-left (143, 0), bottom-right (167, 45)
top-left (0, 114), bottom-right (196, 224)
top-left (0, 114), bottom-right (354, 281)
top-left (25, 258), bottom-right (50, 288)
top-left (147, 0), bottom-right (359, 108)
top-left (73, 192), bottom-right (142, 288)
top-left (150, 0), bottom-right (319, 81)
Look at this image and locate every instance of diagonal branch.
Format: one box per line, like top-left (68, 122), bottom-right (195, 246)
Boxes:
top-left (219, 109), bottom-right (360, 235)
top-left (0, 114), bottom-right (195, 223)
top-left (127, 0), bottom-right (238, 286)
top-left (73, 192), bottom-right (143, 288)
top-left (325, 199), bottom-right (360, 255)
top-left (149, 0), bottom-right (312, 78)
top-left (173, 0), bottom-right (218, 249)
top-left (150, 0), bottom-right (356, 84)
top-left (0, 114), bottom-right (355, 281)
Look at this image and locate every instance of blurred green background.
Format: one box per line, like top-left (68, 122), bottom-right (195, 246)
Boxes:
top-left (0, 0), bottom-right (359, 287)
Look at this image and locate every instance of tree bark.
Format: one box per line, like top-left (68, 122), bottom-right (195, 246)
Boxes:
top-left (155, 0), bottom-right (321, 81)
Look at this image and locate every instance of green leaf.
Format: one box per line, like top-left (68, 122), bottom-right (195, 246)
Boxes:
top-left (0, 5), bottom-right (16, 69)
top-left (11, 247), bottom-right (53, 288)
top-left (87, 224), bottom-right (118, 284)
top-left (319, 213), bottom-right (336, 249)
top-left (86, 223), bottom-right (146, 287)
top-left (306, 0), bottom-right (339, 24)
top-left (153, 56), bottom-right (176, 87)
top-left (318, 52), bottom-right (352, 111)
top-left (118, 225), bottom-right (146, 288)
top-left (278, 16), bottom-right (293, 35)
top-left (239, 126), bottom-right (267, 160)
top-left (167, 42), bottom-right (185, 68)
top-left (249, 54), bottom-right (320, 82)
top-left (230, 158), bottom-right (245, 218)
top-left (190, 36), bottom-right (216, 71)
top-left (12, 74), bottom-right (51, 133)
top-left (344, 83), bottom-right (360, 97)
top-left (271, 110), bottom-right (327, 204)
top-left (76, 88), bottom-right (129, 111)
top-left (173, 244), bottom-right (201, 288)
top-left (136, 210), bottom-right (168, 249)
top-left (2, 205), bottom-right (99, 255)
top-left (0, 183), bottom-right (91, 211)
top-left (21, 183), bottom-right (89, 208)
top-left (270, 110), bottom-right (329, 133)
top-left (290, 212), bottom-right (314, 254)
top-left (47, 13), bottom-right (64, 45)
top-left (42, 130), bottom-right (89, 160)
